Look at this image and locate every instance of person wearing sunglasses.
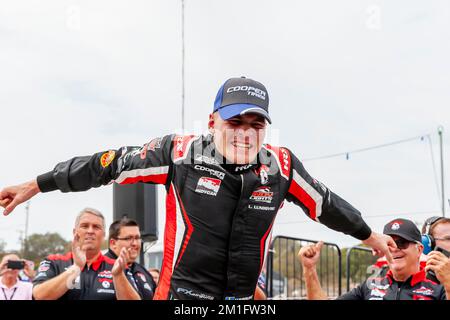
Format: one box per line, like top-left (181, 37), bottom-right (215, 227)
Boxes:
top-left (299, 218), bottom-right (448, 300)
top-left (106, 217), bottom-right (157, 300)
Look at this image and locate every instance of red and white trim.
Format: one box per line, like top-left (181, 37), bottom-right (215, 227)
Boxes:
top-left (153, 183), bottom-right (193, 300)
top-left (173, 135), bottom-right (199, 163)
top-left (263, 144), bottom-right (290, 180)
top-left (115, 166), bottom-right (169, 185)
top-left (288, 169), bottom-right (323, 221)
top-left (259, 219), bottom-right (275, 272)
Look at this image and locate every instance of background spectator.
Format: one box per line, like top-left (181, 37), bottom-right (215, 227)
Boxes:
top-left (299, 218), bottom-right (448, 300)
top-left (32, 208), bottom-right (140, 300)
top-left (0, 254), bottom-right (33, 300)
top-left (106, 217), bottom-right (157, 299)
top-left (149, 268), bottom-right (160, 285)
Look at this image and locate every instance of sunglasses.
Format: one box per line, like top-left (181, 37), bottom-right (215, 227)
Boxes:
top-left (394, 238), bottom-right (414, 250)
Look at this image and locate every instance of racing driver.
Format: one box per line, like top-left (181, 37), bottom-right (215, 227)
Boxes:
top-left (0, 76), bottom-right (396, 300)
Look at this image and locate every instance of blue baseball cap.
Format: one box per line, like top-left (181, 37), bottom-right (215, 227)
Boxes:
top-left (213, 77), bottom-right (271, 124)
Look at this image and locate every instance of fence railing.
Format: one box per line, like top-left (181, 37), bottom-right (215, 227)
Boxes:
top-left (266, 236), bottom-right (342, 299)
top-left (266, 236), bottom-right (378, 299)
top-left (345, 246), bottom-right (378, 292)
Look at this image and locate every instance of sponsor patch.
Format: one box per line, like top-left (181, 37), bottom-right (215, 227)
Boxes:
top-left (140, 137), bottom-right (162, 159)
top-left (195, 177), bottom-right (221, 196)
top-left (250, 186), bottom-right (273, 203)
top-left (176, 287), bottom-right (214, 300)
top-left (234, 164), bottom-right (253, 172)
top-left (173, 135), bottom-right (196, 162)
top-left (100, 150), bottom-right (116, 168)
top-left (194, 165), bottom-right (225, 180)
top-left (97, 289), bottom-right (115, 294)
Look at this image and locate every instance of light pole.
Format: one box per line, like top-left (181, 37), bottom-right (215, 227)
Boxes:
top-left (438, 126), bottom-right (445, 217)
top-left (181, 0), bottom-right (185, 132)
top-left (23, 201), bottom-right (30, 257)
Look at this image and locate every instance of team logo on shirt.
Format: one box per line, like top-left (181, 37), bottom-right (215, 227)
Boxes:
top-left (98, 270), bottom-right (113, 280)
top-left (38, 261), bottom-right (51, 272)
top-left (195, 177), bottom-right (222, 196)
top-left (136, 272), bottom-right (147, 283)
top-left (100, 150), bottom-right (116, 168)
top-left (370, 288), bottom-right (386, 298)
top-left (413, 286), bottom-right (434, 296)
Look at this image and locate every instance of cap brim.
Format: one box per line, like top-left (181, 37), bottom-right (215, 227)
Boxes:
top-left (218, 104), bottom-right (272, 124)
top-left (384, 231), bottom-right (420, 243)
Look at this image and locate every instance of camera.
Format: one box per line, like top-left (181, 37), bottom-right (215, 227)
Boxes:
top-left (6, 260), bottom-right (26, 270)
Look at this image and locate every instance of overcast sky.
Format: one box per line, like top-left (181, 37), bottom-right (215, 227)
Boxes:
top-left (1, 0), bottom-right (449, 252)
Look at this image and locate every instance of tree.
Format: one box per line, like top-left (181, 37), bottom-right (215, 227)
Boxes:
top-left (22, 232), bottom-right (69, 265)
top-left (0, 239), bottom-right (7, 260)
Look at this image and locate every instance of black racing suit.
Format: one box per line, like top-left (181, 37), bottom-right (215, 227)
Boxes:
top-left (37, 134), bottom-right (372, 300)
top-left (338, 269), bottom-right (447, 300)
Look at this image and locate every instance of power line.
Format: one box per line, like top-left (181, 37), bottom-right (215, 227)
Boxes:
top-left (275, 210), bottom-right (440, 225)
top-left (426, 134), bottom-right (442, 205)
top-left (302, 134), bottom-right (429, 162)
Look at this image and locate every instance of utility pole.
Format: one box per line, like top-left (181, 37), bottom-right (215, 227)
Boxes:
top-left (438, 126), bottom-right (445, 217)
top-left (181, 0), bottom-right (185, 132)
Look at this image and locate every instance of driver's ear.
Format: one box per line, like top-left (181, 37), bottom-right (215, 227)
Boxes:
top-left (208, 113), bottom-right (215, 134)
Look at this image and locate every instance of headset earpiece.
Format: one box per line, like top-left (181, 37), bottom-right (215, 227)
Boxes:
top-left (421, 216), bottom-right (443, 254)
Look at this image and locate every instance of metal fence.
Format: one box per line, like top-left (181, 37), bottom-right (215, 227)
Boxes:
top-left (345, 246), bottom-right (378, 292)
top-left (266, 236), bottom-right (342, 299)
top-left (266, 236), bottom-right (381, 299)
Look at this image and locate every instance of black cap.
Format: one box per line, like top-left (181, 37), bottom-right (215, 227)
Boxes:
top-left (213, 76), bottom-right (271, 124)
top-left (383, 218), bottom-right (421, 243)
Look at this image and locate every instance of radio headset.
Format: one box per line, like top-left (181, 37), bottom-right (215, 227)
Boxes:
top-left (421, 216), bottom-right (444, 254)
